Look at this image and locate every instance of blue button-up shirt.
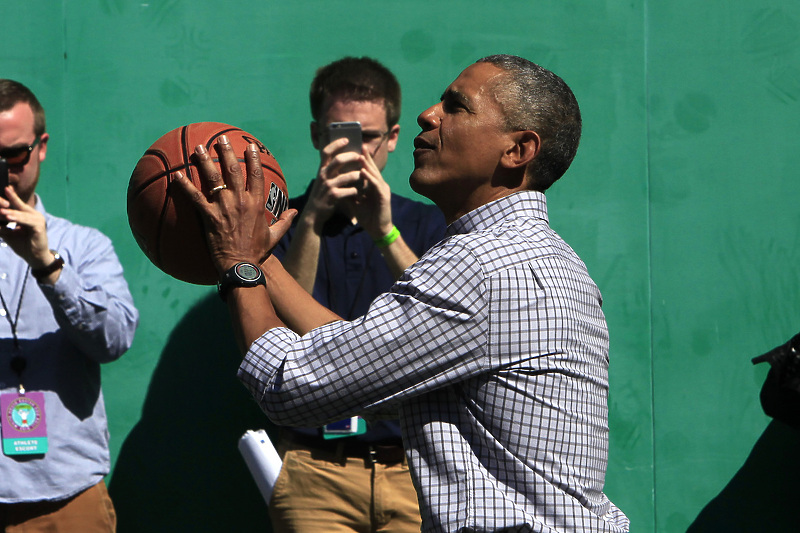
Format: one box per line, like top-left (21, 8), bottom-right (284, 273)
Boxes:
top-left (0, 197), bottom-right (138, 502)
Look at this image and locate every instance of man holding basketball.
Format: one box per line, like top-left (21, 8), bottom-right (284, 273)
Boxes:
top-left (269, 57), bottom-right (445, 532)
top-left (177, 54), bottom-right (628, 531)
top-left (0, 79), bottom-right (138, 531)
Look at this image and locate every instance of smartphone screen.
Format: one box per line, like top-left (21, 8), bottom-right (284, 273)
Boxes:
top-left (327, 122), bottom-right (362, 173)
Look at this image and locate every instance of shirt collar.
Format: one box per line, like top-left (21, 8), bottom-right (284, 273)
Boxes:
top-left (446, 190), bottom-right (549, 237)
top-left (33, 194), bottom-right (46, 216)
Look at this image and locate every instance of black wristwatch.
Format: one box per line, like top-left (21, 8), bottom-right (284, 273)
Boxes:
top-left (217, 262), bottom-right (266, 301)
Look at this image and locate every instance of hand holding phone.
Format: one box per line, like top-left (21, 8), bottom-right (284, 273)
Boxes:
top-left (327, 121), bottom-right (362, 174)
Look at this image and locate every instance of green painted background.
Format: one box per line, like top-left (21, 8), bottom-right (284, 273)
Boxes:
top-left (3, 1), bottom-right (799, 531)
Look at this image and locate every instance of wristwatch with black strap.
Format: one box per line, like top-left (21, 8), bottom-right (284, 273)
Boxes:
top-left (31, 250), bottom-right (65, 282)
top-left (217, 262), bottom-right (266, 301)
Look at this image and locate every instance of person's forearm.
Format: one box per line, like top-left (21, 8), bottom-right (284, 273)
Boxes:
top-left (226, 284), bottom-right (283, 355)
top-left (376, 235), bottom-right (419, 279)
top-left (281, 212), bottom-right (322, 293)
top-left (262, 255), bottom-right (342, 335)
top-left (225, 257), bottom-right (342, 354)
top-left (42, 239), bottom-right (139, 363)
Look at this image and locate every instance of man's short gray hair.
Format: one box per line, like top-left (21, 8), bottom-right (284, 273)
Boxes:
top-left (477, 55), bottom-right (581, 191)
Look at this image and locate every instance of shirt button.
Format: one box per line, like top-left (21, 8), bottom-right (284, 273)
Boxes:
top-left (0, 309), bottom-right (6, 317)
top-left (350, 252), bottom-right (359, 259)
top-left (0, 273), bottom-right (6, 280)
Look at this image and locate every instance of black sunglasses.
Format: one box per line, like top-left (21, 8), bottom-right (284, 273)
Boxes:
top-left (0, 137), bottom-right (41, 166)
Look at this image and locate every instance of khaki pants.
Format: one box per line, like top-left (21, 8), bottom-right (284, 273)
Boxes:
top-left (0, 480), bottom-right (116, 533)
top-left (269, 439), bottom-right (421, 533)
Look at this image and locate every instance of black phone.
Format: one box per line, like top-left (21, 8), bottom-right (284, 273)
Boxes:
top-left (327, 121), bottom-right (362, 173)
top-left (0, 158), bottom-right (7, 226)
top-left (0, 158), bottom-right (7, 199)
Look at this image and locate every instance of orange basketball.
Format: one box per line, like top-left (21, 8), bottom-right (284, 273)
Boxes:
top-left (127, 122), bottom-right (288, 285)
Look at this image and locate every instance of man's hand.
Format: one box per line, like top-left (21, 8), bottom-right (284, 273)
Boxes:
top-left (300, 137), bottom-right (362, 232)
top-left (0, 185), bottom-right (55, 270)
top-left (172, 136), bottom-right (296, 275)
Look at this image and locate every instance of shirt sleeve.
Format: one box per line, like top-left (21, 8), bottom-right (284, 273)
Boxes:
top-left (238, 236), bottom-right (490, 428)
top-left (37, 226), bottom-right (139, 363)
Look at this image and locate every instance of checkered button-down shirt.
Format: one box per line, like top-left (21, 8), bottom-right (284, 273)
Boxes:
top-left (240, 191), bottom-right (629, 532)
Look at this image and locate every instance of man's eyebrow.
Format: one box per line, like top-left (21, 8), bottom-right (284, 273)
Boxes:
top-left (440, 88), bottom-right (469, 106)
top-left (0, 142), bottom-right (32, 150)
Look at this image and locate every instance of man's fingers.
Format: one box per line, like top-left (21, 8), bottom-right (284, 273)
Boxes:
top-left (321, 137), bottom-right (350, 159)
top-left (0, 186), bottom-right (37, 229)
top-left (0, 208), bottom-right (40, 228)
top-left (361, 148), bottom-right (381, 178)
top-left (245, 143), bottom-right (264, 199)
top-left (213, 135), bottom-right (244, 193)
top-left (172, 170), bottom-right (212, 216)
top-left (3, 185), bottom-right (32, 211)
top-left (321, 176), bottom-right (360, 202)
top-left (259, 209), bottom-right (298, 263)
top-left (192, 144), bottom-right (225, 195)
top-left (269, 208), bottom-right (297, 240)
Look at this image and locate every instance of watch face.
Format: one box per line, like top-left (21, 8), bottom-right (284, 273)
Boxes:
top-left (234, 263), bottom-right (261, 282)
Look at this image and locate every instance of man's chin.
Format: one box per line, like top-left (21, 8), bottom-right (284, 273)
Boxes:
top-left (408, 169), bottom-right (424, 195)
top-left (409, 171), bottom-right (438, 203)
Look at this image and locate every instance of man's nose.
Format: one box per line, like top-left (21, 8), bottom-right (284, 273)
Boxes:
top-left (416, 103), bottom-right (441, 130)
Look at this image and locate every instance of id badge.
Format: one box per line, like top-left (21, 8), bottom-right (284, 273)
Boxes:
top-left (1, 391), bottom-right (48, 455)
top-left (322, 416), bottom-right (367, 440)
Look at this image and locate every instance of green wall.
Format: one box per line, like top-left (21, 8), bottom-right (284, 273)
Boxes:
top-left (3, 1), bottom-right (799, 531)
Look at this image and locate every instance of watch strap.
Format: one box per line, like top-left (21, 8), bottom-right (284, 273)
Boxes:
top-left (31, 250), bottom-right (65, 282)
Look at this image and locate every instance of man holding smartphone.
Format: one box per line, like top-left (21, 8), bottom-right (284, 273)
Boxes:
top-left (0, 79), bottom-right (138, 531)
top-left (269, 57), bottom-right (446, 532)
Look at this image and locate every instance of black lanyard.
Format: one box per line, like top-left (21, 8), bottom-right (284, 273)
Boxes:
top-left (0, 266), bottom-right (30, 393)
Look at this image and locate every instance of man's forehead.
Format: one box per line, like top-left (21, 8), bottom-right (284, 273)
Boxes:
top-left (322, 96), bottom-right (386, 115)
top-left (0, 102), bottom-right (37, 145)
top-left (321, 98), bottom-right (389, 130)
top-left (447, 63), bottom-right (505, 96)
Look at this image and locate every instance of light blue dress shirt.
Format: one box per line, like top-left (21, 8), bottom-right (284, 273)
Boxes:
top-left (0, 197), bottom-right (138, 502)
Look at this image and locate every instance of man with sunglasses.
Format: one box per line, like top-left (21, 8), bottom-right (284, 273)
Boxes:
top-left (268, 57), bottom-right (446, 532)
top-left (0, 79), bottom-right (138, 531)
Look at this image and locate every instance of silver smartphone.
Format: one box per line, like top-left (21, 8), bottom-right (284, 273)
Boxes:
top-left (327, 121), bottom-right (362, 173)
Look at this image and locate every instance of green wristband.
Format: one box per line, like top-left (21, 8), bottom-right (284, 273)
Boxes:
top-left (374, 225), bottom-right (401, 247)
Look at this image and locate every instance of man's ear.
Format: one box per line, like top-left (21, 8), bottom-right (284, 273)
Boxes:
top-left (500, 130), bottom-right (540, 170)
top-left (386, 124), bottom-right (400, 153)
top-left (310, 121), bottom-right (320, 150)
top-left (38, 133), bottom-right (50, 163)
